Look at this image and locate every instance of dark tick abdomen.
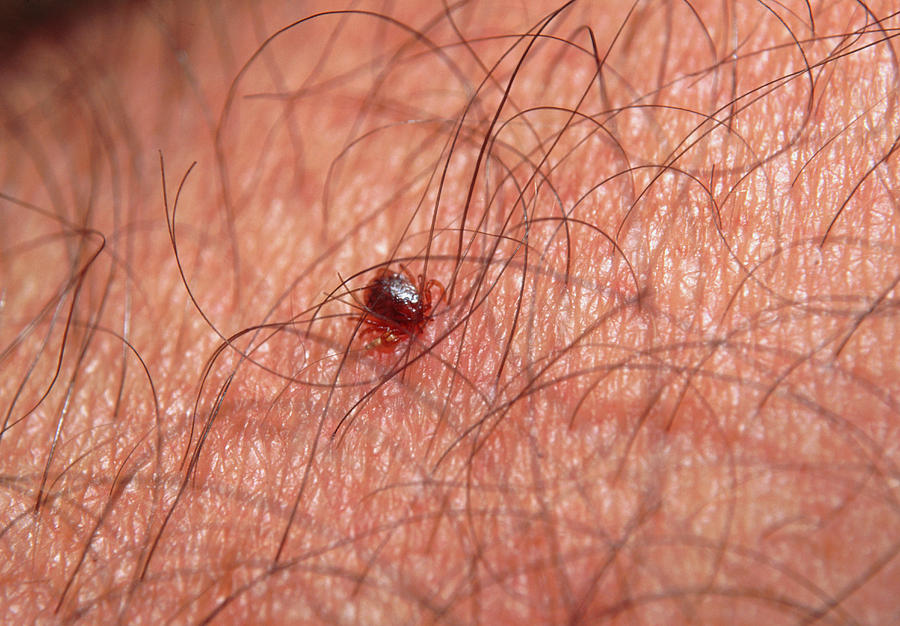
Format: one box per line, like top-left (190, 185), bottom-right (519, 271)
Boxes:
top-left (366, 272), bottom-right (423, 325)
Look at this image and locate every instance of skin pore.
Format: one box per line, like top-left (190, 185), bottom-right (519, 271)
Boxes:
top-left (2, 0), bottom-right (899, 622)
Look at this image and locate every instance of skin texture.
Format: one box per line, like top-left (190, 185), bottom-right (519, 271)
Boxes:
top-left (1, 0), bottom-right (899, 623)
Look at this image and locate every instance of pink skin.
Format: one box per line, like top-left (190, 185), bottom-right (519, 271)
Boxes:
top-left (1, 1), bottom-right (899, 623)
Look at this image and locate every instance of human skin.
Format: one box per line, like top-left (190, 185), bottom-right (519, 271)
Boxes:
top-left (1, 0), bottom-right (899, 623)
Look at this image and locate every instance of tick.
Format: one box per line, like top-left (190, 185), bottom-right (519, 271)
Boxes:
top-left (354, 266), bottom-right (444, 351)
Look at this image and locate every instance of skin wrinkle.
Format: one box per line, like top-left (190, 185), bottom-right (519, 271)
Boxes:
top-left (1, 0), bottom-right (899, 623)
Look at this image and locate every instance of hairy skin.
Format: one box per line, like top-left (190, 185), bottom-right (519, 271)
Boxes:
top-left (2, 0), bottom-right (899, 623)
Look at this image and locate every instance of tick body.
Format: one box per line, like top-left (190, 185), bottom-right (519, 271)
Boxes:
top-left (356, 267), bottom-right (444, 351)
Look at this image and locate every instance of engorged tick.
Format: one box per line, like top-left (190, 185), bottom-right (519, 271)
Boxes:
top-left (354, 266), bottom-right (444, 351)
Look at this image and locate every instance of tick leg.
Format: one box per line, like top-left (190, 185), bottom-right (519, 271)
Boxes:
top-left (356, 324), bottom-right (376, 342)
top-left (357, 319), bottom-right (406, 352)
top-left (424, 279), bottom-right (445, 310)
top-left (338, 272), bottom-right (370, 315)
